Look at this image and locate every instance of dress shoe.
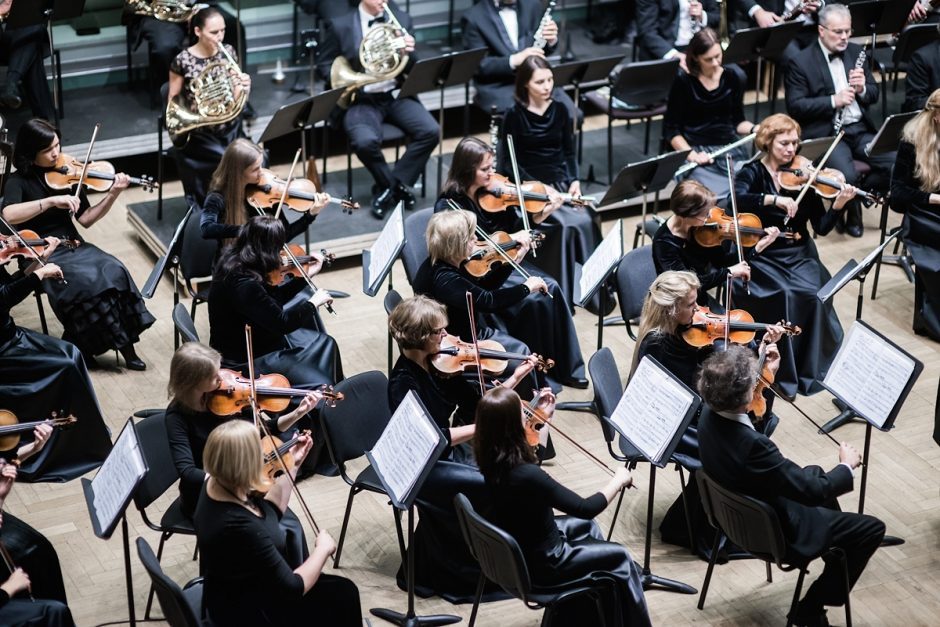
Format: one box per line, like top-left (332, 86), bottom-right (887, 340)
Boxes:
top-left (787, 606), bottom-right (829, 627)
top-left (1, 83), bottom-right (22, 109)
top-left (394, 181), bottom-right (416, 211)
top-left (371, 188), bottom-right (396, 219)
top-left (846, 223), bottom-right (863, 238)
top-left (561, 376), bottom-right (590, 389)
top-left (119, 345), bottom-right (147, 371)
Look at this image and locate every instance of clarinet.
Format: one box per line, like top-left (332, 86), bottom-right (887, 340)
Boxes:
top-left (833, 48), bottom-right (866, 135)
top-left (533, 0), bottom-right (557, 50)
top-left (489, 105), bottom-right (502, 170)
top-left (690, 0), bottom-right (704, 34)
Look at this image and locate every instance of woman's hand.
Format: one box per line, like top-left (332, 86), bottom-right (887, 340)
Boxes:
top-left (304, 251), bottom-right (325, 277)
top-left (295, 391), bottom-right (323, 418)
top-left (613, 467), bottom-right (634, 491)
top-left (16, 423), bottom-right (53, 462)
top-left (309, 288), bottom-right (333, 309)
top-left (314, 529), bottom-right (337, 557)
top-left (49, 195), bottom-right (81, 215)
top-left (110, 173), bottom-right (131, 194)
top-left (544, 186), bottom-right (563, 213)
top-left (832, 184), bottom-right (858, 211)
top-left (687, 150), bottom-right (713, 165)
top-left (728, 261), bottom-right (751, 281)
top-left (34, 263), bottom-right (63, 282)
top-left (764, 342), bottom-right (781, 375)
top-left (524, 276), bottom-right (548, 296)
top-left (0, 568), bottom-right (30, 597)
top-left (533, 387), bottom-right (556, 416)
top-left (289, 432), bottom-right (313, 467)
top-left (754, 226), bottom-right (780, 254)
top-left (40, 236), bottom-right (60, 260)
top-left (762, 324), bottom-right (786, 345)
top-left (774, 196), bottom-right (799, 220)
top-left (567, 180), bottom-right (581, 198)
top-left (313, 192), bottom-right (332, 212)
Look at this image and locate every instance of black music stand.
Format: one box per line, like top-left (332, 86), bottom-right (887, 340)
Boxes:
top-left (552, 54), bottom-right (624, 157)
top-left (398, 48), bottom-right (487, 194)
top-left (849, 0), bottom-right (915, 114)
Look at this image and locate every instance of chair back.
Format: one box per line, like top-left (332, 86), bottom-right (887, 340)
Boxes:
top-left (402, 208), bottom-right (433, 286)
top-left (696, 470), bottom-right (789, 565)
top-left (454, 493), bottom-right (534, 601)
top-left (611, 58), bottom-right (679, 108)
top-left (0, 136), bottom-right (12, 196)
top-left (384, 289), bottom-right (403, 315)
top-left (173, 302), bottom-right (200, 343)
top-left (894, 23), bottom-right (936, 64)
top-left (319, 371), bottom-right (391, 474)
top-left (133, 412), bottom-right (180, 511)
top-left (615, 245), bottom-right (657, 329)
top-left (179, 207), bottom-right (217, 283)
top-left (588, 348), bottom-right (642, 460)
top-left (136, 537), bottom-right (202, 627)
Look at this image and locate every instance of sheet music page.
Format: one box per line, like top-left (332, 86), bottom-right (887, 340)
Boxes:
top-left (824, 322), bottom-right (916, 428)
top-left (610, 357), bottom-right (695, 463)
top-left (91, 422), bottom-right (146, 532)
top-left (366, 204), bottom-right (404, 290)
top-left (368, 391), bottom-right (440, 504)
top-left (578, 219), bottom-right (623, 306)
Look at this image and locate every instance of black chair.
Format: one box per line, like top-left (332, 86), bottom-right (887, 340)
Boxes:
top-left (177, 207), bottom-right (217, 324)
top-left (873, 24), bottom-right (937, 95)
top-left (614, 246), bottom-right (657, 341)
top-left (136, 537), bottom-right (203, 627)
top-left (173, 302), bottom-right (200, 344)
top-left (584, 58), bottom-right (680, 182)
top-left (696, 471), bottom-right (853, 627)
top-left (383, 288), bottom-right (403, 373)
top-left (318, 371), bottom-right (406, 568)
top-left (453, 493), bottom-right (613, 627)
top-left (632, 215), bottom-right (665, 249)
top-left (133, 412), bottom-right (198, 619)
top-left (401, 207), bottom-right (433, 286)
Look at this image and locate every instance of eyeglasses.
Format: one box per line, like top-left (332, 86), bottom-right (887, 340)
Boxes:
top-left (821, 25), bottom-right (852, 36)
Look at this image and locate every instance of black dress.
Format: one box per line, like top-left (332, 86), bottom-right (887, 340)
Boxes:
top-left (200, 191), bottom-right (316, 242)
top-left (485, 463), bottom-right (651, 627)
top-left (0, 267), bottom-right (111, 482)
top-left (732, 161), bottom-right (844, 397)
top-left (889, 141), bottom-right (940, 342)
top-left (497, 101), bottom-right (603, 307)
top-left (652, 221), bottom-right (742, 306)
top-left (194, 485), bottom-right (361, 626)
top-left (1, 170), bottom-right (155, 358)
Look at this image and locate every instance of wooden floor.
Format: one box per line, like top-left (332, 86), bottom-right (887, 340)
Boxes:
top-left (6, 133), bottom-right (940, 627)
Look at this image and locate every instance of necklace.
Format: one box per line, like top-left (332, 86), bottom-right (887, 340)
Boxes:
top-left (216, 481), bottom-right (255, 510)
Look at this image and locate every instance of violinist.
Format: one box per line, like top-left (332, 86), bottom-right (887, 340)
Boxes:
top-left (208, 215), bottom-right (341, 388)
top-left (890, 90), bottom-right (940, 342)
top-left (733, 113), bottom-right (849, 398)
top-left (194, 420), bottom-right (363, 626)
top-left (474, 386), bottom-right (651, 627)
top-left (1, 118), bottom-right (154, 371)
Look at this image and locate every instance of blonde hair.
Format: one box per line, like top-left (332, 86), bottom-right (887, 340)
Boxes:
top-left (427, 209), bottom-right (476, 265)
top-left (754, 114), bottom-right (801, 153)
top-left (203, 420), bottom-right (266, 493)
top-left (389, 295), bottom-right (448, 350)
top-left (209, 138), bottom-right (265, 235)
top-left (901, 88), bottom-right (940, 192)
top-left (167, 342), bottom-right (221, 409)
top-left (630, 271), bottom-right (701, 375)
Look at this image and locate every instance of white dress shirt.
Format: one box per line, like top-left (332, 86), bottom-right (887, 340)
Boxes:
top-left (819, 38), bottom-right (863, 127)
top-left (497, 2), bottom-right (521, 52)
top-left (359, 4), bottom-right (397, 93)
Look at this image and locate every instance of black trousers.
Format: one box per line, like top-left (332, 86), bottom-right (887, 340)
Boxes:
top-left (824, 121), bottom-right (895, 227)
top-left (343, 92), bottom-right (439, 190)
top-left (0, 25), bottom-right (54, 121)
top-left (0, 598), bottom-right (74, 627)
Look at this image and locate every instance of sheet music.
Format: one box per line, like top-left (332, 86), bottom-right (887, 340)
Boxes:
top-left (368, 391), bottom-right (440, 504)
top-left (610, 357), bottom-right (696, 463)
top-left (577, 219), bottom-right (623, 306)
top-left (824, 322), bottom-right (917, 429)
top-left (91, 421), bottom-right (146, 533)
top-left (366, 204), bottom-right (404, 292)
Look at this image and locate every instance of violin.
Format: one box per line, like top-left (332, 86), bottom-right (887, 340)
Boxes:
top-left (462, 230), bottom-right (545, 278)
top-left (692, 207), bottom-right (800, 248)
top-left (259, 429), bottom-right (312, 487)
top-left (777, 155), bottom-right (882, 208)
top-left (521, 395), bottom-right (552, 448)
top-left (477, 173), bottom-right (593, 214)
top-left (247, 168), bottom-right (358, 214)
top-left (0, 229), bottom-right (78, 264)
top-left (208, 369), bottom-right (344, 416)
top-left (44, 153), bottom-right (158, 193)
top-left (430, 333), bottom-right (554, 378)
top-left (0, 409), bottom-right (77, 452)
top-left (747, 345), bottom-right (775, 420)
top-left (267, 244), bottom-right (336, 284)
top-left (682, 307), bottom-right (801, 348)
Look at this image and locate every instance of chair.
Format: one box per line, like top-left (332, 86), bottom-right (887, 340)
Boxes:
top-left (584, 58), bottom-right (680, 183)
top-left (173, 302), bottom-right (200, 344)
top-left (633, 215), bottom-right (665, 249)
top-left (383, 289), bottom-right (403, 373)
top-left (318, 371), bottom-right (406, 568)
top-left (453, 493), bottom-right (612, 627)
top-left (871, 164), bottom-right (915, 300)
top-left (133, 412), bottom-right (198, 619)
top-left (873, 24), bottom-right (937, 95)
top-left (177, 207), bottom-right (217, 324)
top-left (696, 471), bottom-right (853, 627)
top-left (401, 207), bottom-right (433, 287)
top-left (136, 537), bottom-right (203, 627)
top-left (614, 246), bottom-right (657, 341)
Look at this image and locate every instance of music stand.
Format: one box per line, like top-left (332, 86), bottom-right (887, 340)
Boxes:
top-left (552, 54), bottom-right (624, 149)
top-left (849, 1), bottom-right (915, 104)
top-left (361, 204), bottom-right (405, 372)
top-left (398, 48), bottom-right (487, 194)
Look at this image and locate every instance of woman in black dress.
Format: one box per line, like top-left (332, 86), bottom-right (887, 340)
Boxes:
top-left (1, 118), bottom-right (154, 371)
top-left (664, 28), bottom-right (755, 199)
top-left (891, 89), bottom-right (940, 342)
top-left (474, 386), bottom-right (651, 627)
top-left (194, 419), bottom-right (361, 626)
top-left (208, 215), bottom-right (341, 388)
top-left (733, 113), bottom-right (855, 398)
top-left (497, 56), bottom-right (602, 307)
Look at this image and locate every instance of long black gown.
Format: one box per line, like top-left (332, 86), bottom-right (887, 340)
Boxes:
top-left (497, 101), bottom-right (603, 309)
top-left (732, 160), bottom-right (844, 397)
top-left (1, 170), bottom-right (155, 358)
top-left (485, 463), bottom-right (651, 627)
top-left (890, 141), bottom-right (940, 342)
top-left (0, 267), bottom-right (111, 482)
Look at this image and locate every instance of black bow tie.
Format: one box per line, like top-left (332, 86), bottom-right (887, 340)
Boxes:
top-left (497, 0), bottom-right (517, 10)
top-left (368, 13), bottom-right (387, 27)
top-left (828, 51), bottom-right (844, 62)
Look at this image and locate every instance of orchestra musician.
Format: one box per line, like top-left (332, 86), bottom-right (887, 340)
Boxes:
top-left (664, 28), bottom-right (756, 199)
top-left (732, 113), bottom-right (851, 399)
top-left (474, 385), bottom-right (652, 627)
top-left (315, 0), bottom-right (439, 220)
top-left (167, 6), bottom-right (250, 205)
top-left (901, 25), bottom-right (940, 113)
top-left (194, 420), bottom-right (363, 626)
top-left (0, 0), bottom-right (56, 121)
top-left (890, 89), bottom-right (940, 343)
top-left (729, 1), bottom-right (822, 62)
top-left (207, 215), bottom-right (342, 388)
top-left (635, 0), bottom-right (720, 71)
top-left (784, 2), bottom-right (892, 238)
top-left (696, 345), bottom-right (885, 627)
top-left (1, 118), bottom-right (154, 372)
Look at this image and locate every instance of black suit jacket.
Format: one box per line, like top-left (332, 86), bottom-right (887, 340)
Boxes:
top-left (636, 0), bottom-right (720, 60)
top-left (697, 407), bottom-right (854, 559)
top-left (903, 41), bottom-right (940, 113)
top-left (785, 41), bottom-right (879, 138)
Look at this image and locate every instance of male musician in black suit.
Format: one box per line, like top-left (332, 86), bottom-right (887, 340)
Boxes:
top-left (0, 18), bottom-right (55, 121)
top-left (696, 346), bottom-right (885, 627)
top-left (317, 0), bottom-right (439, 219)
top-left (730, 0), bottom-right (822, 63)
top-left (784, 2), bottom-right (892, 237)
top-left (903, 31), bottom-right (940, 113)
top-left (635, 0), bottom-right (720, 71)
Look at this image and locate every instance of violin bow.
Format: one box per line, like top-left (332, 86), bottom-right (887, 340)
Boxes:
top-left (785, 130), bottom-right (844, 225)
top-left (505, 135), bottom-right (536, 258)
top-left (726, 155), bottom-right (749, 296)
top-left (0, 213), bottom-right (67, 286)
top-left (273, 148), bottom-right (302, 222)
top-left (73, 123), bottom-right (101, 200)
top-left (465, 291), bottom-right (486, 397)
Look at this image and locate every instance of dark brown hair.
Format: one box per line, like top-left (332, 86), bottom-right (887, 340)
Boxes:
top-left (686, 27), bottom-right (722, 77)
top-left (670, 180), bottom-right (715, 218)
top-left (473, 386), bottom-right (536, 484)
top-left (514, 55), bottom-right (553, 106)
top-left (442, 137), bottom-right (494, 196)
top-left (214, 215), bottom-right (285, 283)
top-left (13, 118), bottom-right (58, 171)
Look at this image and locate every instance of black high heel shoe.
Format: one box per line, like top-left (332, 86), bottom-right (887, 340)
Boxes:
top-left (118, 345), bottom-right (146, 371)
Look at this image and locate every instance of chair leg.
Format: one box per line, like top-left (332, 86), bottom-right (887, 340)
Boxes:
top-left (189, 299), bottom-right (198, 325)
top-left (836, 548), bottom-right (852, 627)
top-left (676, 466), bottom-right (696, 556)
top-left (643, 117), bottom-right (651, 154)
top-left (606, 486), bottom-right (626, 541)
top-left (766, 561), bottom-right (772, 583)
top-left (145, 531), bottom-right (171, 619)
top-left (34, 291), bottom-right (49, 335)
top-left (696, 530), bottom-right (722, 610)
top-left (333, 486), bottom-right (361, 568)
top-left (607, 116), bottom-right (613, 185)
top-left (786, 567), bottom-right (808, 627)
top-left (392, 506), bottom-right (406, 567)
top-left (468, 574), bottom-right (485, 627)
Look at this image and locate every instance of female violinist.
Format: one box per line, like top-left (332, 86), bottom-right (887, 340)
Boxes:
top-left (474, 386), bottom-right (651, 627)
top-left (891, 89), bottom-right (940, 342)
top-left (1, 118), bottom-right (154, 371)
top-left (194, 420), bottom-right (363, 626)
top-left (733, 113), bottom-right (853, 398)
top-left (208, 215), bottom-right (342, 389)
